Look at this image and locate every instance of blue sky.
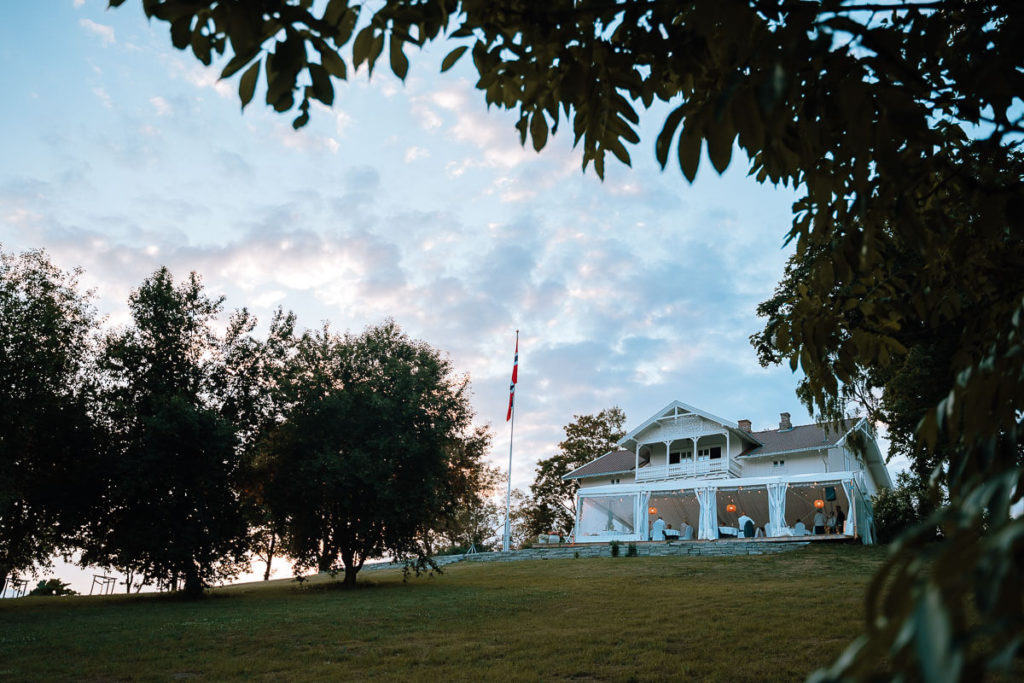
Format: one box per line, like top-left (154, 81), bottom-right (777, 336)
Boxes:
top-left (1, 2), bottom-right (896, 587)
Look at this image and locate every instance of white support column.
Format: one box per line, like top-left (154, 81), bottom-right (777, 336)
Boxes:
top-left (664, 441), bottom-right (672, 472)
top-left (635, 442), bottom-right (640, 480)
top-left (726, 430), bottom-right (731, 473)
top-left (691, 437), bottom-right (699, 465)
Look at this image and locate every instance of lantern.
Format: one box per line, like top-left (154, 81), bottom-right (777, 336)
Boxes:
top-left (814, 499), bottom-right (825, 509)
top-left (726, 503), bottom-right (737, 513)
top-left (648, 506), bottom-right (658, 514)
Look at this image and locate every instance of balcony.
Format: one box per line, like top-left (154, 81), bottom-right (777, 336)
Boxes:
top-left (635, 458), bottom-right (740, 482)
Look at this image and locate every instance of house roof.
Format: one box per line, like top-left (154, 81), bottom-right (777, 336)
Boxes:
top-left (564, 418), bottom-right (865, 480)
top-left (618, 400), bottom-right (763, 449)
top-left (738, 419), bottom-right (860, 457)
top-left (564, 450), bottom-right (638, 480)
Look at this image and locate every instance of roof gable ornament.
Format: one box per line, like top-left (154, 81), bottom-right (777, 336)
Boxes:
top-left (619, 400), bottom-right (762, 448)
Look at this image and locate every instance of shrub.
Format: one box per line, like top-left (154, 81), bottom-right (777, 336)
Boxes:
top-left (28, 578), bottom-right (77, 597)
top-left (626, 543), bottom-right (638, 557)
top-left (609, 540), bottom-right (620, 557)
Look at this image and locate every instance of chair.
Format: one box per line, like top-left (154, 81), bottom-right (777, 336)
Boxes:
top-left (681, 526), bottom-right (694, 540)
top-left (794, 521), bottom-right (807, 536)
top-left (743, 520), bottom-right (755, 538)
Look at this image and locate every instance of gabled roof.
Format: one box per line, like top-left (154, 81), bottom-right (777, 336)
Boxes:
top-left (564, 417), bottom-right (871, 481)
top-left (563, 450), bottom-right (638, 480)
top-left (738, 419), bottom-right (860, 457)
top-left (618, 400), bottom-right (762, 448)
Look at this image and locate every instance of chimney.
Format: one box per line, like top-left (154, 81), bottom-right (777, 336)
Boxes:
top-left (738, 419), bottom-right (752, 433)
top-left (779, 412), bottom-right (792, 431)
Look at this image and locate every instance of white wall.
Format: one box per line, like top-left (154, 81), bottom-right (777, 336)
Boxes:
top-left (578, 473), bottom-right (633, 489)
top-left (736, 449), bottom-right (831, 478)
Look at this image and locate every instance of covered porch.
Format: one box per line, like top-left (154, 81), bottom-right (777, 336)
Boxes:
top-left (574, 472), bottom-right (876, 544)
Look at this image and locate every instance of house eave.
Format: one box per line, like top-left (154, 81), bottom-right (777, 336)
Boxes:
top-left (563, 468), bottom-right (635, 481)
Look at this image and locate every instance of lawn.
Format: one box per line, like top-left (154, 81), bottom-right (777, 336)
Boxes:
top-left (0, 545), bottom-right (886, 681)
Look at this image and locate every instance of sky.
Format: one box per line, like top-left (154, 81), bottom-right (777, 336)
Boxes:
top-left (0, 2), bottom-right (902, 593)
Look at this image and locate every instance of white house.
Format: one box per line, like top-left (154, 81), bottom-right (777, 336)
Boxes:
top-left (563, 401), bottom-right (892, 544)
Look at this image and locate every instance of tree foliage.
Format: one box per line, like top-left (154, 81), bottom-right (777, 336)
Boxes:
top-left (83, 268), bottom-right (251, 597)
top-left (0, 248), bottom-right (99, 599)
top-left (256, 320), bottom-right (488, 586)
top-left (871, 472), bottom-right (942, 545)
top-left (27, 578), bottom-right (78, 597)
top-left (116, 1), bottom-right (1024, 676)
top-left (526, 408), bottom-right (626, 538)
top-left (213, 307), bottom-right (299, 581)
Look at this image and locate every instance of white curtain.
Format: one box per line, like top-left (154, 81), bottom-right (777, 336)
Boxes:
top-left (852, 483), bottom-right (875, 544)
top-left (638, 491), bottom-right (651, 540)
top-left (767, 481), bottom-right (789, 537)
top-left (696, 486), bottom-right (718, 540)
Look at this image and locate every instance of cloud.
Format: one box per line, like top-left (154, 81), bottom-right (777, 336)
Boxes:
top-left (79, 19), bottom-right (115, 46)
top-left (92, 86), bottom-right (112, 108)
top-left (272, 123), bottom-right (339, 154)
top-left (403, 146), bottom-right (429, 162)
top-left (73, 0), bottom-right (86, 8)
top-left (168, 58), bottom-right (233, 98)
top-left (149, 96), bottom-right (172, 116)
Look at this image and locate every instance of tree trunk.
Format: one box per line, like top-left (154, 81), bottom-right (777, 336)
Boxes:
top-left (340, 548), bottom-right (361, 587)
top-left (262, 534), bottom-right (276, 581)
top-left (0, 569), bottom-right (8, 598)
top-left (183, 568), bottom-right (203, 599)
top-left (343, 564), bottom-right (359, 587)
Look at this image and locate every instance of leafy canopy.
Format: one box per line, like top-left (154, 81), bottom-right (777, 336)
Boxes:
top-left (0, 247), bottom-right (99, 597)
top-left (256, 320), bottom-right (489, 585)
top-left (83, 267), bottom-right (251, 598)
top-left (526, 407), bottom-right (626, 538)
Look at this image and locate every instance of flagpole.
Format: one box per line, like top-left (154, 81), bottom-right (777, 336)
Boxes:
top-left (503, 330), bottom-right (518, 553)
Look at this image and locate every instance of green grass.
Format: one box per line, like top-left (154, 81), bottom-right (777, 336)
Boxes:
top-left (0, 545), bottom-right (885, 681)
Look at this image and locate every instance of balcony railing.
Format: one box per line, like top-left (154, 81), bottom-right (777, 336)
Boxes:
top-left (635, 458), bottom-right (740, 482)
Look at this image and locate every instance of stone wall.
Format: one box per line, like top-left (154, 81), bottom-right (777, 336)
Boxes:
top-left (363, 540), bottom-right (809, 572)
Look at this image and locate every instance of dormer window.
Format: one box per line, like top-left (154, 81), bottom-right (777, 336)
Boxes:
top-left (772, 460), bottom-right (786, 468)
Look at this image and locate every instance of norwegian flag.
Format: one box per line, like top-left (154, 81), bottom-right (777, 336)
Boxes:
top-left (506, 333), bottom-right (518, 422)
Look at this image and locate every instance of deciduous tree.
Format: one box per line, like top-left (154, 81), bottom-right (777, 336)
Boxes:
top-left (256, 320), bottom-right (487, 586)
top-left (526, 408), bottom-right (626, 538)
top-left (0, 248), bottom-right (99, 598)
top-left (83, 268), bottom-right (251, 597)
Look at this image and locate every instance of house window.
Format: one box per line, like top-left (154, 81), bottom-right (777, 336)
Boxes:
top-left (669, 450), bottom-right (691, 464)
top-left (698, 447), bottom-right (722, 461)
top-left (772, 460), bottom-right (786, 468)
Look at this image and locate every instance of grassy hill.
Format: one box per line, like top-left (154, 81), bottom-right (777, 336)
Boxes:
top-left (0, 545), bottom-right (884, 681)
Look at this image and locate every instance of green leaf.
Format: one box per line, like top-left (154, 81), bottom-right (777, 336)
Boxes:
top-left (319, 47), bottom-right (348, 80)
top-left (170, 16), bottom-right (192, 50)
top-left (352, 27), bottom-right (373, 69)
top-left (656, 105), bottom-right (685, 168)
top-left (309, 64), bottom-right (334, 105)
top-left (238, 60), bottom-right (260, 109)
top-left (324, 0), bottom-right (348, 25)
top-left (221, 47), bottom-right (259, 79)
top-left (707, 122), bottom-right (735, 174)
top-left (530, 112), bottom-right (548, 152)
top-left (389, 36), bottom-right (409, 80)
top-left (677, 124), bottom-right (702, 183)
top-left (441, 45), bottom-right (468, 73)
